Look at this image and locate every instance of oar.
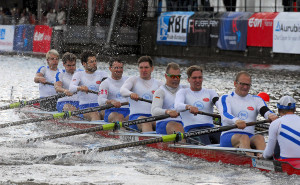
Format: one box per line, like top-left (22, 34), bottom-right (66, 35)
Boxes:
top-left (27, 114), bottom-right (170, 143)
top-left (40, 119), bottom-right (270, 161)
top-left (197, 111), bottom-right (220, 118)
top-left (0, 93), bottom-right (67, 111)
top-left (0, 102), bottom-right (129, 129)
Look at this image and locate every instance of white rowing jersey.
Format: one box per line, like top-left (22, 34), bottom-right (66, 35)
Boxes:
top-left (120, 76), bottom-right (163, 115)
top-left (263, 114), bottom-right (300, 159)
top-left (69, 70), bottom-right (108, 105)
top-left (217, 91), bottom-right (272, 135)
top-left (152, 84), bottom-right (187, 122)
top-left (37, 66), bottom-right (59, 98)
top-left (98, 76), bottom-right (129, 108)
top-left (55, 70), bottom-right (78, 103)
top-left (175, 88), bottom-right (218, 128)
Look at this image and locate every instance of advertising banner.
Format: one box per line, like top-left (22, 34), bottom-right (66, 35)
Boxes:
top-left (188, 12), bottom-right (212, 46)
top-left (0, 25), bottom-right (15, 51)
top-left (157, 12), bottom-right (194, 45)
top-left (32, 25), bottom-right (53, 53)
top-left (217, 12), bottom-right (253, 51)
top-left (210, 13), bottom-right (224, 47)
top-left (247, 12), bottom-right (278, 47)
top-left (13, 25), bottom-right (35, 52)
top-left (273, 12), bottom-right (300, 54)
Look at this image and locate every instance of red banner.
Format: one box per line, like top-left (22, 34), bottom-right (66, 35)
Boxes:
top-left (247, 12), bottom-right (278, 47)
top-left (32, 25), bottom-right (52, 53)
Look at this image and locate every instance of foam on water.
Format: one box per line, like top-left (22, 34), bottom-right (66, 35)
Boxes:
top-left (0, 55), bottom-right (299, 184)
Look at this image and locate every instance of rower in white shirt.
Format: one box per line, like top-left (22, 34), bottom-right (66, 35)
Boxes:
top-left (120, 56), bottom-right (163, 132)
top-left (54, 52), bottom-right (79, 112)
top-left (34, 49), bottom-right (60, 111)
top-left (151, 62), bottom-right (187, 135)
top-left (217, 71), bottom-right (278, 152)
top-left (69, 50), bottom-right (108, 121)
top-left (175, 65), bottom-right (220, 145)
top-left (263, 96), bottom-right (300, 160)
top-left (98, 58), bottom-right (129, 122)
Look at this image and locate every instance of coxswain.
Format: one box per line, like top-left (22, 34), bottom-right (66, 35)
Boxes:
top-left (175, 65), bottom-right (220, 145)
top-left (120, 56), bottom-right (163, 132)
top-left (54, 52), bottom-right (79, 112)
top-left (69, 50), bottom-right (108, 121)
top-left (217, 71), bottom-right (278, 152)
top-left (98, 58), bottom-right (129, 122)
top-left (34, 49), bottom-right (60, 111)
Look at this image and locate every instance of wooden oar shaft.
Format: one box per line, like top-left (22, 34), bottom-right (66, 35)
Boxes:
top-left (40, 119), bottom-right (270, 161)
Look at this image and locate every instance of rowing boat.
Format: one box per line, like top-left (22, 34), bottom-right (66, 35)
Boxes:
top-left (19, 106), bottom-right (300, 176)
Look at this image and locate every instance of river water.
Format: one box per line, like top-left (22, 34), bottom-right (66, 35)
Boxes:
top-left (0, 55), bottom-right (299, 185)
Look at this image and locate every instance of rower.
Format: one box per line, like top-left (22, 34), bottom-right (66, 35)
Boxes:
top-left (54, 52), bottom-right (79, 112)
top-left (98, 58), bottom-right (129, 122)
top-left (120, 56), bottom-right (163, 132)
top-left (217, 71), bottom-right (278, 152)
top-left (151, 62), bottom-right (187, 135)
top-left (174, 65), bottom-right (220, 145)
top-left (69, 50), bottom-right (108, 121)
top-left (263, 96), bottom-right (300, 160)
top-left (34, 49), bottom-right (60, 111)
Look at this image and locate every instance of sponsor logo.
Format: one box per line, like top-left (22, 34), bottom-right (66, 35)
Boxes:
top-left (238, 111), bottom-right (248, 120)
top-left (34, 32), bottom-right (51, 41)
top-left (248, 18), bottom-right (262, 28)
top-left (168, 15), bottom-right (188, 33)
top-left (0, 29), bottom-right (5, 40)
top-left (247, 106), bottom-right (254, 111)
top-left (89, 85), bottom-right (97, 91)
top-left (232, 17), bottom-right (241, 43)
top-left (193, 101), bottom-right (204, 110)
top-left (275, 21), bottom-right (300, 32)
top-left (96, 81), bottom-right (101, 84)
top-left (142, 93), bottom-right (152, 100)
top-left (152, 90), bottom-right (155, 94)
top-left (203, 98), bottom-right (209, 102)
top-left (155, 96), bottom-right (160, 99)
top-left (116, 92), bottom-right (122, 99)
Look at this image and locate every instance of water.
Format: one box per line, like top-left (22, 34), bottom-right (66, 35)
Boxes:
top-left (0, 55), bottom-right (299, 184)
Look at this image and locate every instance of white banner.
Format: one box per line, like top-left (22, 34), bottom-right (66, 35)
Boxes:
top-left (0, 25), bottom-right (15, 51)
top-left (273, 12), bottom-right (300, 54)
top-left (157, 12), bottom-right (194, 45)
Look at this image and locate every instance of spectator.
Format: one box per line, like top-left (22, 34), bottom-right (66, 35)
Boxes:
top-left (28, 12), bottom-right (36, 25)
top-left (46, 9), bottom-right (57, 26)
top-left (57, 8), bottom-right (66, 25)
top-left (18, 12), bottom-right (29, 25)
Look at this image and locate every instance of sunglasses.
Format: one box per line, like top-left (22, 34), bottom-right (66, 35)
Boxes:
top-left (236, 81), bottom-right (252, 87)
top-left (166, 73), bottom-right (181, 79)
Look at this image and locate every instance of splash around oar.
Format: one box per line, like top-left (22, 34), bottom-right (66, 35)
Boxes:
top-left (39, 120), bottom-right (270, 162)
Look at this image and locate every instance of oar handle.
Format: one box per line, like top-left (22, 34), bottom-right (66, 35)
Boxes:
top-left (138, 98), bottom-right (152, 103)
top-left (197, 111), bottom-right (221, 119)
top-left (70, 102), bottom-right (129, 116)
top-left (44, 82), bottom-right (54, 86)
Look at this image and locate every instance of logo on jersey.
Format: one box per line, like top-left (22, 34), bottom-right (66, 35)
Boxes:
top-left (96, 81), bottom-right (101, 84)
top-left (116, 92), bottom-right (122, 99)
top-left (193, 101), bottom-right (204, 110)
top-left (247, 106), bottom-right (254, 111)
top-left (152, 90), bottom-right (155, 94)
top-left (155, 96), bottom-right (160, 99)
top-left (99, 89), bottom-right (108, 95)
top-left (238, 111), bottom-right (248, 120)
top-left (89, 85), bottom-right (97, 91)
top-left (203, 98), bottom-right (209, 102)
top-left (142, 93), bottom-right (152, 100)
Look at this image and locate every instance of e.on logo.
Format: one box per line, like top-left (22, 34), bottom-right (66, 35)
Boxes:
top-left (248, 18), bottom-right (262, 28)
top-left (34, 32), bottom-right (51, 41)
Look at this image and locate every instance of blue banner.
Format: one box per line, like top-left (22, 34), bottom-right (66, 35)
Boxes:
top-left (13, 25), bottom-right (35, 52)
top-left (217, 12), bottom-right (253, 51)
top-left (157, 12), bottom-right (194, 46)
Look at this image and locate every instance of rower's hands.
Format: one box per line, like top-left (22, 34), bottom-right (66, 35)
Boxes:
top-left (186, 105), bottom-right (198, 115)
top-left (110, 100), bottom-right (121, 108)
top-left (130, 93), bottom-right (139, 101)
top-left (39, 77), bottom-right (47, 84)
top-left (235, 120), bottom-right (246, 129)
top-left (78, 86), bottom-right (89, 93)
top-left (268, 113), bottom-right (278, 122)
top-left (166, 110), bottom-right (179, 118)
top-left (63, 89), bottom-right (73, 96)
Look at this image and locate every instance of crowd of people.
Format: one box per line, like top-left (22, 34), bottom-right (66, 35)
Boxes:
top-left (0, 7), bottom-right (65, 26)
top-left (34, 49), bottom-right (300, 161)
